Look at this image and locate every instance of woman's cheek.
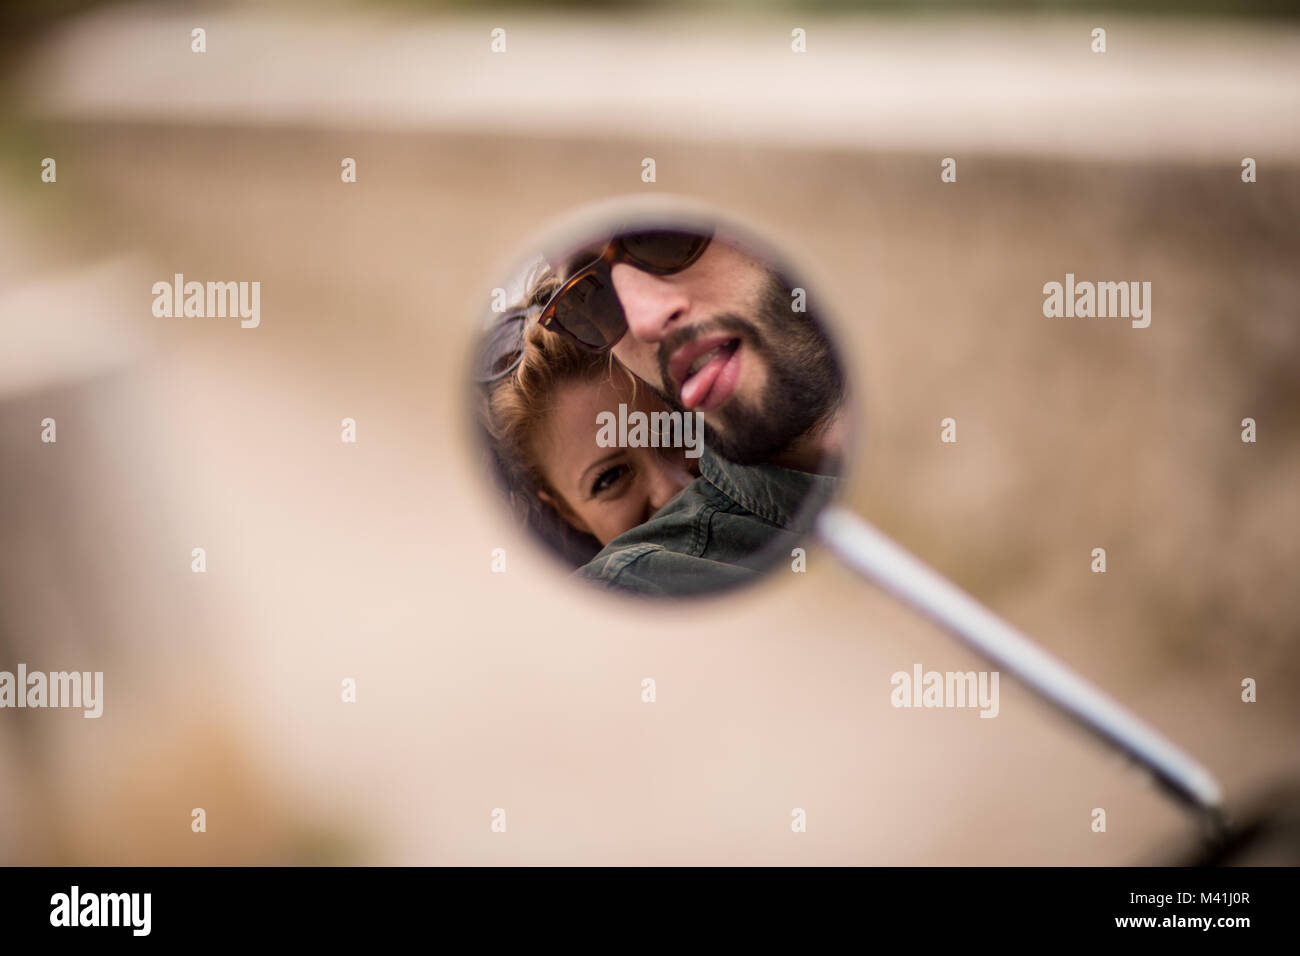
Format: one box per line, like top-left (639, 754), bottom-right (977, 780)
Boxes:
top-left (587, 501), bottom-right (620, 547)
top-left (604, 496), bottom-right (641, 546)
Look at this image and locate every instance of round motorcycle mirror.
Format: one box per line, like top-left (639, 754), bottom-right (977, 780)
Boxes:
top-left (470, 197), bottom-right (850, 597)
top-left (469, 196), bottom-right (1231, 850)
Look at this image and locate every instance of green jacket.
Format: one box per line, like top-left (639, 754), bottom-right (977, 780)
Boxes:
top-left (575, 447), bottom-right (836, 597)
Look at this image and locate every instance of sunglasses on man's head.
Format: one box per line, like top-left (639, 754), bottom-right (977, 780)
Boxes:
top-left (538, 229), bottom-right (713, 352)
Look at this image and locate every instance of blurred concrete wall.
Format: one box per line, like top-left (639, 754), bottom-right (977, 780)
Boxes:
top-left (0, 5), bottom-right (1297, 864)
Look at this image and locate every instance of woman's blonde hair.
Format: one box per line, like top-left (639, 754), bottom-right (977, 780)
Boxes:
top-left (480, 265), bottom-right (634, 562)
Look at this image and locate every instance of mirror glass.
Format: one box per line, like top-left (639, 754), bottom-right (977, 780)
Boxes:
top-left (472, 199), bottom-right (850, 598)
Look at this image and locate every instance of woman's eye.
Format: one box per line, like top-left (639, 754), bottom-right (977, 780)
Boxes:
top-left (591, 464), bottom-right (630, 497)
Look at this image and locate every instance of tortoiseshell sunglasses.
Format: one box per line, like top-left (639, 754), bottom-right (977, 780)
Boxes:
top-left (538, 229), bottom-right (713, 352)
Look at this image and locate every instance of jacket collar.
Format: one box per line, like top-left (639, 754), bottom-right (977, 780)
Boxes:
top-left (698, 446), bottom-right (837, 529)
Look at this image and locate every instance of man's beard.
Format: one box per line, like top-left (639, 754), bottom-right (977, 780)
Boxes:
top-left (652, 273), bottom-right (844, 466)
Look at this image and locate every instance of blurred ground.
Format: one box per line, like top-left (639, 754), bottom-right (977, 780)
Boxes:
top-left (0, 5), bottom-right (1297, 864)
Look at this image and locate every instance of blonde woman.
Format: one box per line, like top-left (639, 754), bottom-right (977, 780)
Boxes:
top-left (479, 309), bottom-right (697, 565)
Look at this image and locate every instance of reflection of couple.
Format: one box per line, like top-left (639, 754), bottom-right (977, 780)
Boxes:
top-left (480, 223), bottom-right (845, 596)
